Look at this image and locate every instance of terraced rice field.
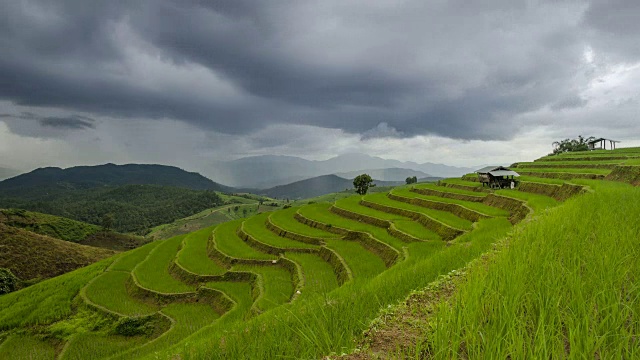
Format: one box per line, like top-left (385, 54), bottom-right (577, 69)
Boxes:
top-left (4, 147), bottom-right (640, 359)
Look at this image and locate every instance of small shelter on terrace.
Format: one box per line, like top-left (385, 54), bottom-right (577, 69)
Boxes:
top-left (475, 166), bottom-right (520, 189)
top-left (588, 138), bottom-right (620, 151)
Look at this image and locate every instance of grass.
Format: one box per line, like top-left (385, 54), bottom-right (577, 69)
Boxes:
top-left (204, 281), bottom-right (255, 321)
top-left (284, 252), bottom-right (339, 296)
top-left (110, 240), bottom-right (162, 272)
top-left (424, 186), bottom-right (640, 358)
top-left (323, 239), bottom-right (387, 279)
top-left (518, 175), bottom-right (568, 185)
top-left (413, 183), bottom-right (487, 197)
top-left (61, 333), bottom-right (149, 360)
top-left (517, 167), bottom-right (611, 175)
top-left (364, 193), bottom-right (473, 231)
top-left (390, 187), bottom-right (509, 217)
top-left (213, 220), bottom-right (277, 261)
top-left (0, 258), bottom-right (112, 330)
top-left (176, 226), bottom-right (226, 276)
top-left (133, 235), bottom-right (195, 293)
top-left (439, 178), bottom-right (483, 187)
top-left (242, 213), bottom-right (318, 249)
top-left (269, 207), bottom-right (337, 238)
top-left (334, 196), bottom-right (444, 239)
top-left (84, 271), bottom-right (159, 316)
top-left (155, 199), bottom-right (514, 359)
top-left (0, 334), bottom-right (56, 360)
top-left (231, 264), bottom-right (294, 312)
top-left (298, 202), bottom-right (409, 250)
top-left (494, 189), bottom-right (559, 213)
top-left (109, 303), bottom-right (221, 360)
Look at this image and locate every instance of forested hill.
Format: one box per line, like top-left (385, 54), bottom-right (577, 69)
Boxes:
top-left (0, 163), bottom-right (233, 195)
top-left (0, 185), bottom-right (226, 234)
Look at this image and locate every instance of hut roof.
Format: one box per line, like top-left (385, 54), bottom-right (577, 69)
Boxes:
top-left (475, 166), bottom-right (511, 174)
top-left (488, 169), bottom-right (520, 177)
top-left (588, 138), bottom-right (620, 144)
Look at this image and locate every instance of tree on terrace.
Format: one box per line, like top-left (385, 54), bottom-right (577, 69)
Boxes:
top-left (353, 174), bottom-right (376, 195)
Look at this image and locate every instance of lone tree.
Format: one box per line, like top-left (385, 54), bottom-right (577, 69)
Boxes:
top-left (551, 135), bottom-right (595, 155)
top-left (101, 213), bottom-right (114, 232)
top-left (405, 176), bottom-right (418, 184)
top-left (353, 174), bottom-right (375, 195)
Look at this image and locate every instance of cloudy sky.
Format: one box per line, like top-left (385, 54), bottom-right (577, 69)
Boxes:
top-left (1, 0), bottom-right (639, 178)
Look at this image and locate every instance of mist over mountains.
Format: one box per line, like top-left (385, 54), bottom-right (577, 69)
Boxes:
top-left (206, 153), bottom-right (474, 189)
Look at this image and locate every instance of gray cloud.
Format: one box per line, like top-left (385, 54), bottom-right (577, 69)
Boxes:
top-left (0, 0), bottom-right (638, 144)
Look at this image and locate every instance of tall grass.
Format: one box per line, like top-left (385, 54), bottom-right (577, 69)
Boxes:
top-left (425, 186), bottom-right (640, 358)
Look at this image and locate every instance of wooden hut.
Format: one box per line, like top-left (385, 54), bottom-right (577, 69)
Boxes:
top-left (475, 166), bottom-right (520, 189)
top-left (587, 138), bottom-right (620, 151)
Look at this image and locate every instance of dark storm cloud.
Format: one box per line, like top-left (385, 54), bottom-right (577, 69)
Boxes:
top-left (0, 0), bottom-right (634, 140)
top-left (0, 111), bottom-right (95, 130)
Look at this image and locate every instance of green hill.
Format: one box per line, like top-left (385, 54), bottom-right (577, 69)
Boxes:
top-left (0, 185), bottom-right (227, 233)
top-left (0, 148), bottom-right (639, 359)
top-left (0, 163), bottom-right (232, 193)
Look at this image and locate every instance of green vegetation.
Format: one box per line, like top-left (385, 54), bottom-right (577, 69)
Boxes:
top-left (176, 227), bottom-right (225, 276)
top-left (0, 268), bottom-right (18, 294)
top-left (0, 208), bottom-right (100, 242)
top-left (213, 220), bottom-right (277, 260)
top-left (85, 271), bottom-right (158, 316)
top-left (269, 207), bottom-right (337, 238)
top-left (353, 173), bottom-right (375, 195)
top-left (284, 253), bottom-right (339, 296)
top-left (549, 135), bottom-right (595, 155)
top-left (4, 147), bottom-right (639, 359)
top-left (0, 334), bottom-right (57, 360)
top-left (242, 213), bottom-right (318, 249)
top-left (231, 264), bottom-right (294, 312)
top-left (424, 187), bottom-right (640, 358)
top-left (0, 258), bottom-right (112, 330)
top-left (0, 185), bottom-right (225, 233)
top-left (133, 235), bottom-right (195, 293)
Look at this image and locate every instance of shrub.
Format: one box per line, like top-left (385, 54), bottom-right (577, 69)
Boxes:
top-left (0, 268), bottom-right (19, 294)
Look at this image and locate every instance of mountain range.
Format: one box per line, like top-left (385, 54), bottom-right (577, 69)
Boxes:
top-left (206, 153), bottom-right (474, 188)
top-left (257, 174), bottom-right (402, 199)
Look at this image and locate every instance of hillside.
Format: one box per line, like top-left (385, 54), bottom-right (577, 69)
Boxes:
top-left (0, 223), bottom-right (115, 286)
top-left (259, 174), bottom-right (401, 199)
top-left (0, 166), bottom-right (20, 181)
top-left (0, 209), bottom-right (146, 251)
top-left (0, 185), bottom-right (227, 233)
top-left (0, 163), bottom-right (233, 195)
top-left (0, 147), bottom-right (638, 359)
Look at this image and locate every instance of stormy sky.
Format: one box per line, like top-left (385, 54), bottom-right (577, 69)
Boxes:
top-left (1, 0), bottom-right (639, 180)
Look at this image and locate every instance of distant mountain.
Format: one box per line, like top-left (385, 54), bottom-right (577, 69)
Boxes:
top-left (206, 154), bottom-right (474, 188)
top-left (0, 163), bottom-right (233, 194)
top-left (335, 168), bottom-right (432, 181)
top-left (259, 174), bottom-right (401, 199)
top-left (0, 166), bottom-right (20, 181)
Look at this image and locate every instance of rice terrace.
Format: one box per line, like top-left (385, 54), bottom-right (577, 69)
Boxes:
top-left (0, 146), bottom-right (639, 359)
